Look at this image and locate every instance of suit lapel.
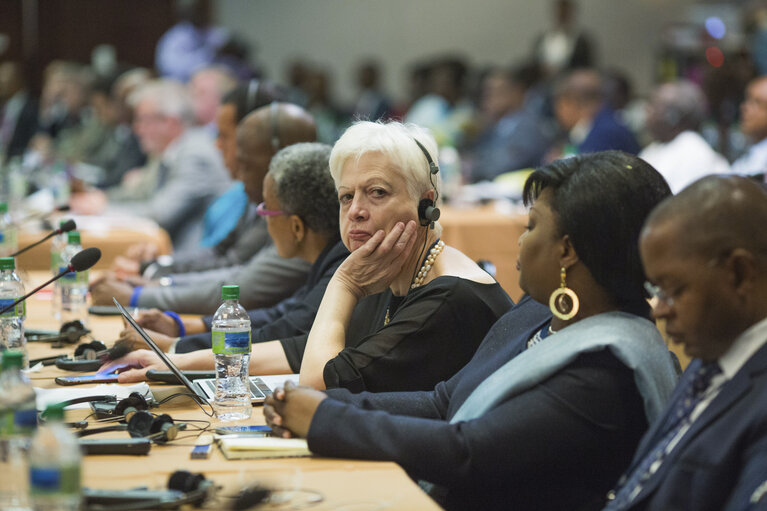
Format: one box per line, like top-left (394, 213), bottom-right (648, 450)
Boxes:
top-left (636, 343), bottom-right (767, 500)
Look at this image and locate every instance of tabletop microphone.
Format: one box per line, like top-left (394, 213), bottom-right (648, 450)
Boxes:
top-left (9, 219), bottom-right (77, 257)
top-left (0, 247), bottom-right (101, 315)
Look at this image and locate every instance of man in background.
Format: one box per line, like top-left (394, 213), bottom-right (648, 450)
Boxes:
top-left (639, 80), bottom-right (730, 193)
top-left (466, 66), bottom-right (552, 182)
top-left (732, 76), bottom-right (767, 178)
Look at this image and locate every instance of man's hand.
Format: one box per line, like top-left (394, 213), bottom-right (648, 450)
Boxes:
top-left (263, 381), bottom-right (327, 438)
top-left (136, 309), bottom-right (179, 337)
top-left (90, 276), bottom-right (134, 305)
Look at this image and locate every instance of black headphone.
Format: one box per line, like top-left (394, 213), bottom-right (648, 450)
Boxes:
top-left (127, 411), bottom-right (182, 443)
top-left (413, 138), bottom-right (441, 228)
top-left (83, 470), bottom-right (212, 510)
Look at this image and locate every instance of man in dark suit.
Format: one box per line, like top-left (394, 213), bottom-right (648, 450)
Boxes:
top-left (604, 175), bottom-right (767, 510)
top-left (0, 62), bottom-right (38, 162)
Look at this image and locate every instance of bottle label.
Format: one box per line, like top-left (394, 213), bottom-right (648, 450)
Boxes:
top-left (30, 465), bottom-right (81, 494)
top-left (14, 408), bottom-right (37, 434)
top-left (211, 329), bottom-right (251, 355)
top-left (0, 298), bottom-right (24, 317)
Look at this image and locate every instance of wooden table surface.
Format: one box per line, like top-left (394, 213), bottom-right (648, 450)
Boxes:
top-left (22, 273), bottom-right (443, 510)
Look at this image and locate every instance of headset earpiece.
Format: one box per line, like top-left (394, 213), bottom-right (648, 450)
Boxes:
top-left (418, 198), bottom-right (441, 227)
top-left (127, 411), bottom-right (180, 443)
top-left (413, 138), bottom-right (441, 229)
top-left (73, 340), bottom-right (107, 359)
top-left (114, 392), bottom-right (150, 422)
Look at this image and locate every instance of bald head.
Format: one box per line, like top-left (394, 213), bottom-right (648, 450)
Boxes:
top-left (647, 80), bottom-right (707, 143)
top-left (237, 103), bottom-right (317, 203)
top-left (645, 175), bottom-right (767, 262)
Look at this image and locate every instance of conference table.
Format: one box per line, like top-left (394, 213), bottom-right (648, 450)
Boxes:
top-left (22, 272), bottom-right (443, 510)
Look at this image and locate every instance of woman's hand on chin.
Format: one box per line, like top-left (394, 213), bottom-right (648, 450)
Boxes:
top-left (98, 349), bottom-right (165, 383)
top-left (263, 381), bottom-right (327, 438)
top-left (337, 220), bottom-right (418, 298)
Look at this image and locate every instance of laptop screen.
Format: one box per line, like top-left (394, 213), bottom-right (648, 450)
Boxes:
top-left (112, 298), bottom-right (204, 402)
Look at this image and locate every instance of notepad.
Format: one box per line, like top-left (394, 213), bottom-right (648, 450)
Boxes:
top-left (217, 436), bottom-right (312, 460)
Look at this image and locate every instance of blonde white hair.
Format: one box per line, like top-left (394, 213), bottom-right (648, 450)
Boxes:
top-left (329, 121), bottom-right (441, 202)
top-left (129, 79), bottom-right (194, 125)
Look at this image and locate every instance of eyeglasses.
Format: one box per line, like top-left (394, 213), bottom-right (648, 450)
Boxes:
top-left (644, 281), bottom-right (675, 308)
top-left (256, 202), bottom-right (285, 217)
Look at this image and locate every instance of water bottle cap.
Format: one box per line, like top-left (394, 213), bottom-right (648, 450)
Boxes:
top-left (1, 350), bottom-right (24, 370)
top-left (67, 231), bottom-right (81, 244)
top-left (0, 257), bottom-right (14, 270)
top-left (221, 285), bottom-right (240, 300)
top-left (0, 202), bottom-right (7, 213)
top-left (43, 402), bottom-right (66, 421)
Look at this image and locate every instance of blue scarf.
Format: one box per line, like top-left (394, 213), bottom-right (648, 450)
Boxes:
top-left (451, 312), bottom-right (679, 424)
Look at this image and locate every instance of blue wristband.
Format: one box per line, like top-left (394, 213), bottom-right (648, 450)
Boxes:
top-left (129, 286), bottom-right (143, 308)
top-left (163, 310), bottom-right (186, 337)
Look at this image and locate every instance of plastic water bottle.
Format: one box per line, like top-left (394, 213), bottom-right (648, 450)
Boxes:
top-left (55, 232), bottom-right (88, 327)
top-left (0, 257), bottom-right (26, 360)
top-left (28, 403), bottom-right (82, 511)
top-left (0, 202), bottom-right (18, 257)
top-left (0, 350), bottom-right (37, 510)
top-left (211, 285), bottom-right (252, 421)
top-left (49, 221), bottom-right (69, 320)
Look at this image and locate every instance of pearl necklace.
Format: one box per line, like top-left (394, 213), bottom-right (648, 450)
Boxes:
top-left (411, 239), bottom-right (445, 289)
top-left (384, 239), bottom-right (446, 325)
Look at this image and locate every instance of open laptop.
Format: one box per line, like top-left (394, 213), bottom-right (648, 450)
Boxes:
top-left (113, 298), bottom-right (296, 404)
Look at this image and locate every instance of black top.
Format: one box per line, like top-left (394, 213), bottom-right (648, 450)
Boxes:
top-left (175, 240), bottom-right (348, 353)
top-left (281, 276), bottom-right (513, 393)
top-left (307, 297), bottom-right (648, 511)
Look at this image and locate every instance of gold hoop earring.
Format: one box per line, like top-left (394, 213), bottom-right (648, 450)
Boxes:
top-left (549, 266), bottom-right (579, 320)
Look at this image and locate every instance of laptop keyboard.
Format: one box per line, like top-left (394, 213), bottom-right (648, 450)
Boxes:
top-left (202, 378), bottom-right (268, 400)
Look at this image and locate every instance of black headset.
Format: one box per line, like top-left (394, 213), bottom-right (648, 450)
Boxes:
top-left (413, 138), bottom-right (441, 229)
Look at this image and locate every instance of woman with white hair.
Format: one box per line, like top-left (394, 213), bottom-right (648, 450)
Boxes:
top-left (298, 121), bottom-right (512, 391)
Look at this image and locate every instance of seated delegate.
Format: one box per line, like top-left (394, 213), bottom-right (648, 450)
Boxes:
top-left (105, 121), bottom-right (513, 393)
top-left (117, 142), bottom-right (348, 354)
top-left (264, 151), bottom-right (680, 511)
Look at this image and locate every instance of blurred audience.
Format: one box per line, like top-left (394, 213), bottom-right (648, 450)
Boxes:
top-left (116, 78), bottom-right (288, 278)
top-left (351, 59), bottom-right (392, 121)
top-left (405, 57), bottom-right (473, 147)
top-left (187, 66), bottom-right (237, 131)
top-left (155, 0), bottom-right (229, 83)
top-left (732, 76), bottom-right (767, 178)
top-left (0, 62), bottom-right (38, 163)
top-left (91, 103), bottom-right (317, 315)
top-left (639, 80), bottom-right (730, 193)
top-left (72, 79), bottom-right (230, 251)
top-left (465, 66), bottom-right (553, 182)
top-left (550, 68), bottom-right (639, 158)
top-left (532, 0), bottom-right (595, 79)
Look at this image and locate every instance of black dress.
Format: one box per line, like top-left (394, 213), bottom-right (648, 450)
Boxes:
top-left (280, 277), bottom-right (513, 392)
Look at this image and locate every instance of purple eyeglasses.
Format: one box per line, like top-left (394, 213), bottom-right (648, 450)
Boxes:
top-left (256, 202), bottom-right (285, 217)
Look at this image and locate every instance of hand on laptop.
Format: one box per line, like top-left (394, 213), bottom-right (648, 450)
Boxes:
top-left (99, 349), bottom-right (166, 383)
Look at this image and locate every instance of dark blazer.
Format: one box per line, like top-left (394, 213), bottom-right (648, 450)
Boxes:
top-left (175, 240), bottom-right (349, 353)
top-left (310, 297), bottom-right (649, 510)
top-left (617, 342), bottom-right (767, 511)
top-left (3, 96), bottom-right (38, 161)
top-left (579, 107), bottom-right (640, 155)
